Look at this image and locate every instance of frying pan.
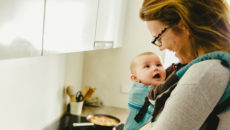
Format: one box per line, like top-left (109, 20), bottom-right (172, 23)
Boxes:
top-left (73, 114), bottom-right (121, 129)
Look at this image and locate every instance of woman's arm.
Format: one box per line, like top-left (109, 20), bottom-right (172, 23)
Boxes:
top-left (152, 60), bottom-right (229, 130)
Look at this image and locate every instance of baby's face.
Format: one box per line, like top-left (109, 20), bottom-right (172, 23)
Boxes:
top-left (134, 54), bottom-right (166, 87)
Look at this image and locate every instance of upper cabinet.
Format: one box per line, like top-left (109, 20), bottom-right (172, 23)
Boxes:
top-left (43, 0), bottom-right (99, 55)
top-left (0, 0), bottom-right (127, 59)
top-left (43, 0), bottom-right (127, 54)
top-left (94, 0), bottom-right (127, 49)
top-left (0, 0), bottom-right (44, 59)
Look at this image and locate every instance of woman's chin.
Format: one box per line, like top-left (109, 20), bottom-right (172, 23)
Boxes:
top-left (179, 60), bottom-right (186, 64)
top-left (177, 56), bottom-right (186, 64)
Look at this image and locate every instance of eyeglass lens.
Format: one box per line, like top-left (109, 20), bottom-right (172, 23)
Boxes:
top-left (151, 27), bottom-right (168, 47)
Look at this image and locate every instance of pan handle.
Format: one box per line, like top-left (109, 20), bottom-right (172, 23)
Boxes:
top-left (73, 122), bottom-right (94, 127)
top-left (113, 123), bottom-right (124, 130)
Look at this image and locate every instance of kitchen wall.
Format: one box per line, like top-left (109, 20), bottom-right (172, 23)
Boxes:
top-left (82, 0), bottom-right (164, 108)
top-left (0, 52), bottom-right (84, 130)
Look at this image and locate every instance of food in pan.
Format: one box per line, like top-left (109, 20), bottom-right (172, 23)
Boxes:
top-left (88, 115), bottom-right (119, 126)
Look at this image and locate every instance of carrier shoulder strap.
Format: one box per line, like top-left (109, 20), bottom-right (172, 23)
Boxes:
top-left (134, 97), bottom-right (150, 123)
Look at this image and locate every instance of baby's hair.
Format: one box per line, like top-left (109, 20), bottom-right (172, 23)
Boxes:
top-left (130, 52), bottom-right (159, 74)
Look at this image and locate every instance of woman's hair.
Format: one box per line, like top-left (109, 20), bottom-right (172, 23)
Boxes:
top-left (140, 0), bottom-right (230, 56)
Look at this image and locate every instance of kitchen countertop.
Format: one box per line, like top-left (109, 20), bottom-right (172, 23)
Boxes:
top-left (82, 106), bottom-right (128, 123)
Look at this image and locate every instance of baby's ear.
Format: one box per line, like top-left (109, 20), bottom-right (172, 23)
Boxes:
top-left (130, 74), bottom-right (137, 81)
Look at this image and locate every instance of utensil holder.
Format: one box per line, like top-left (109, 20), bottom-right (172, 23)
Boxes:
top-left (70, 101), bottom-right (84, 116)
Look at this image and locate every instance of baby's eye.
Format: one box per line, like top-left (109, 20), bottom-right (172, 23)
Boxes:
top-left (144, 65), bottom-right (150, 68)
top-left (156, 64), bottom-right (162, 67)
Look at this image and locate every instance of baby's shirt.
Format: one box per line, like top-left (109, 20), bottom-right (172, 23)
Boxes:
top-left (124, 82), bottom-right (155, 130)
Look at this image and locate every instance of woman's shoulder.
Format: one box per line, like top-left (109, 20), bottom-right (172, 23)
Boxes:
top-left (185, 59), bottom-right (229, 81)
top-left (179, 59), bottom-right (229, 94)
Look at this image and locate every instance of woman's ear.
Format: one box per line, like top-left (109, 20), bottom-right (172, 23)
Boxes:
top-left (130, 74), bottom-right (137, 81)
top-left (178, 20), bottom-right (188, 31)
top-left (178, 20), bottom-right (190, 36)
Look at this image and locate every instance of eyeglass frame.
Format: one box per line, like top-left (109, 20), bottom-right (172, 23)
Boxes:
top-left (151, 27), bottom-right (168, 47)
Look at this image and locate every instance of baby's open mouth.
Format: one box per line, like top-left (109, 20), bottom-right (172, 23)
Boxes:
top-left (153, 73), bottom-right (161, 79)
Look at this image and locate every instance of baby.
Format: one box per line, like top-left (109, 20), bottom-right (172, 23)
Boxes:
top-left (124, 52), bottom-right (166, 130)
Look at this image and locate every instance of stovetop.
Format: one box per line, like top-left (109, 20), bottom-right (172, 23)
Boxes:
top-left (46, 113), bottom-right (124, 130)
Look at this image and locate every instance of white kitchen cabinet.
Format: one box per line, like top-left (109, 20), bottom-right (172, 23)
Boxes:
top-left (43, 0), bottom-right (127, 54)
top-left (43, 0), bottom-right (98, 55)
top-left (0, 0), bottom-right (127, 59)
top-left (0, 0), bottom-right (44, 59)
top-left (94, 0), bottom-right (127, 49)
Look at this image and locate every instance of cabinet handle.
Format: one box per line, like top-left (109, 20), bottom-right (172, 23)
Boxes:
top-left (94, 41), bottom-right (114, 49)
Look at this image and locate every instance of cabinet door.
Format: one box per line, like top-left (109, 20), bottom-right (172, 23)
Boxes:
top-left (94, 0), bottom-right (127, 49)
top-left (0, 0), bottom-right (44, 59)
top-left (43, 0), bottom-right (98, 55)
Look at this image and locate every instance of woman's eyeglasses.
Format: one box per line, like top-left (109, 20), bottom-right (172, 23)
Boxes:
top-left (151, 27), bottom-right (168, 47)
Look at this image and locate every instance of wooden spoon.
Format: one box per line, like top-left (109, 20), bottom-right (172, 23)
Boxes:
top-left (66, 86), bottom-right (76, 102)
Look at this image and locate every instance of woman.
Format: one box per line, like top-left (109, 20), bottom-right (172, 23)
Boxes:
top-left (139, 0), bottom-right (230, 129)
